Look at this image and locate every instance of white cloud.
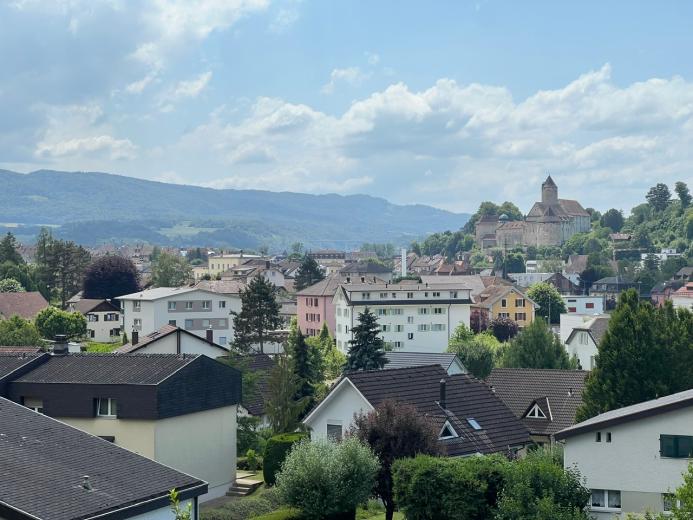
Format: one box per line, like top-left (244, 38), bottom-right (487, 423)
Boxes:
top-left (36, 135), bottom-right (137, 160)
top-left (168, 71), bottom-right (213, 100)
top-left (365, 52), bottom-right (380, 66)
top-left (321, 67), bottom-right (369, 94)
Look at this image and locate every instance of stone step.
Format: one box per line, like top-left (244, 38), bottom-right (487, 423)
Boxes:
top-left (235, 478), bottom-right (262, 489)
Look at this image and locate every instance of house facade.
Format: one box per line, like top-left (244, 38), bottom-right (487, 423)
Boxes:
top-left (333, 283), bottom-right (472, 353)
top-left (557, 389), bottom-right (693, 518)
top-left (672, 282), bottom-right (693, 311)
top-left (117, 324), bottom-right (229, 357)
top-left (118, 286), bottom-right (240, 347)
top-left (67, 298), bottom-right (121, 342)
top-left (471, 284), bottom-right (537, 331)
top-left (563, 315), bottom-right (610, 370)
top-left (590, 276), bottom-right (639, 307)
top-left (193, 253), bottom-right (263, 280)
top-left (562, 295), bottom-right (605, 315)
top-left (5, 351), bottom-right (241, 501)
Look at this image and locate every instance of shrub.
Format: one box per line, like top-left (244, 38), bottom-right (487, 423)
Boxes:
top-left (263, 433), bottom-right (307, 486)
top-left (248, 509), bottom-right (304, 520)
top-left (275, 437), bottom-right (380, 520)
top-left (247, 449), bottom-right (259, 471)
top-left (392, 454), bottom-right (510, 520)
top-left (201, 487), bottom-right (285, 520)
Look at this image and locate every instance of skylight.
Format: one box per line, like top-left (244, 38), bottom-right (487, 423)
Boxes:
top-left (467, 418), bottom-right (482, 430)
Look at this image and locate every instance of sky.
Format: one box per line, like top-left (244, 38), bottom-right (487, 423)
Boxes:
top-left (2, 1), bottom-right (693, 215)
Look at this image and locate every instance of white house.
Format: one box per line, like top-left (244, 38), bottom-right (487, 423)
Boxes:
top-left (116, 324), bottom-right (229, 357)
top-left (118, 286), bottom-right (241, 347)
top-left (562, 295), bottom-right (605, 315)
top-left (556, 389), bottom-right (693, 518)
top-left (562, 315), bottom-right (610, 370)
top-left (303, 364), bottom-right (530, 456)
top-left (67, 298), bottom-right (121, 343)
top-left (672, 282), bottom-right (693, 311)
top-left (333, 282), bottom-right (472, 353)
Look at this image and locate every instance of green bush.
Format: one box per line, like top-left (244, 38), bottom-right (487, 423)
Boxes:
top-left (263, 433), bottom-right (307, 486)
top-left (392, 454), bottom-right (510, 520)
top-left (249, 509), bottom-right (304, 520)
top-left (201, 487), bottom-right (285, 520)
top-left (275, 437), bottom-right (380, 520)
top-left (247, 449), bottom-right (259, 471)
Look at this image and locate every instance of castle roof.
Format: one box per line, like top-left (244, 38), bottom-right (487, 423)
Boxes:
top-left (543, 175), bottom-right (557, 187)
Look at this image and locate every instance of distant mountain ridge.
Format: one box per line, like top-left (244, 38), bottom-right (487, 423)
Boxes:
top-left (0, 169), bottom-right (470, 250)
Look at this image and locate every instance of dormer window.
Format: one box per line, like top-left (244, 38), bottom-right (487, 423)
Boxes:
top-left (526, 404), bottom-right (547, 419)
top-left (439, 420), bottom-right (458, 439)
top-left (97, 398), bottom-right (117, 417)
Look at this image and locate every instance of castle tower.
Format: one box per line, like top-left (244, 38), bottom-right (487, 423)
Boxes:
top-left (542, 175), bottom-right (558, 205)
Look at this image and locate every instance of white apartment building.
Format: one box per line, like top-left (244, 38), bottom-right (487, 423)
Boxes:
top-left (557, 389), bottom-right (693, 518)
top-left (562, 295), bottom-right (605, 315)
top-left (333, 283), bottom-right (472, 354)
top-left (118, 286), bottom-right (241, 347)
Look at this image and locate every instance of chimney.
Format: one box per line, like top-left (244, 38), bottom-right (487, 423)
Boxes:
top-left (439, 378), bottom-right (447, 410)
top-left (206, 327), bottom-right (214, 343)
top-left (266, 260), bottom-right (270, 269)
top-left (82, 476), bottom-right (92, 491)
top-left (132, 330), bottom-right (139, 345)
top-left (52, 334), bottom-right (69, 356)
top-left (401, 248), bottom-right (407, 278)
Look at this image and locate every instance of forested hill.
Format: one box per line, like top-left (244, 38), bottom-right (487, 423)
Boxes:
top-left (0, 169), bottom-right (469, 250)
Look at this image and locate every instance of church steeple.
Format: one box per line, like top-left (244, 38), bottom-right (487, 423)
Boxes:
top-left (542, 174), bottom-right (558, 205)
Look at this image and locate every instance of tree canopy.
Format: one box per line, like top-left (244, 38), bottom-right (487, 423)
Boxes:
top-left (151, 251), bottom-right (192, 287)
top-left (232, 275), bottom-right (282, 354)
top-left (0, 233), bottom-right (24, 265)
top-left (83, 255), bottom-right (140, 299)
top-left (35, 306), bottom-right (87, 340)
top-left (527, 283), bottom-right (566, 324)
top-left (345, 307), bottom-right (387, 371)
top-left (0, 316), bottom-right (42, 346)
top-left (294, 254), bottom-right (325, 292)
top-left (501, 318), bottom-right (573, 370)
top-left (0, 278), bottom-right (25, 293)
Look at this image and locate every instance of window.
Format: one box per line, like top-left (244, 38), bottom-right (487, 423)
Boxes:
top-left (606, 432), bottom-right (612, 443)
top-left (381, 324), bottom-right (391, 332)
top-left (378, 309), bottom-right (387, 316)
top-left (417, 324), bottom-right (429, 332)
top-left (418, 307), bottom-right (429, 315)
top-left (105, 313), bottom-right (118, 321)
top-left (526, 404), bottom-right (546, 419)
top-left (433, 307), bottom-right (445, 314)
top-left (313, 298), bottom-right (318, 306)
top-left (185, 301), bottom-right (193, 310)
top-left (168, 320), bottom-right (176, 326)
top-left (133, 301), bottom-right (141, 311)
top-left (362, 292), bottom-right (371, 299)
top-left (663, 494), bottom-right (677, 512)
top-left (202, 301), bottom-right (211, 309)
top-left (568, 307), bottom-right (577, 313)
top-left (395, 324), bottom-right (404, 332)
top-left (501, 298), bottom-right (507, 308)
top-left (498, 312), bottom-right (510, 318)
top-left (184, 319), bottom-right (193, 329)
top-left (590, 490), bottom-right (621, 510)
top-left (407, 333), bottom-right (414, 340)
top-left (660, 435), bottom-right (693, 458)
top-left (391, 292), bottom-right (397, 299)
top-left (168, 301), bottom-right (176, 310)
top-left (431, 324), bottom-right (446, 331)
top-left (439, 421), bottom-right (458, 439)
top-left (424, 292), bottom-right (428, 297)
top-left (407, 292), bottom-right (414, 299)
top-left (89, 330), bottom-right (95, 338)
top-left (97, 398), bottom-right (117, 417)
top-left (449, 291), bottom-right (458, 298)
top-left (380, 292), bottom-right (388, 298)
top-left (595, 432), bottom-right (601, 442)
top-left (133, 318), bottom-right (142, 330)
top-left (467, 418), bottom-right (482, 430)
top-left (219, 336), bottom-right (227, 345)
top-left (327, 423), bottom-right (342, 441)
top-left (432, 291), bottom-right (441, 297)
top-left (392, 341), bottom-right (403, 349)
top-left (586, 302), bottom-right (595, 309)
top-left (515, 298), bottom-right (525, 307)
top-left (219, 300), bottom-right (226, 309)
top-left (514, 312), bottom-right (527, 321)
top-left (88, 314), bottom-right (99, 322)
top-left (390, 308), bottom-right (403, 315)
top-left (337, 308), bottom-right (342, 317)
top-left (407, 316), bottom-right (414, 324)
top-left (306, 297), bottom-right (311, 306)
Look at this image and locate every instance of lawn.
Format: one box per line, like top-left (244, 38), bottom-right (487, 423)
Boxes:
top-left (84, 341), bottom-right (120, 353)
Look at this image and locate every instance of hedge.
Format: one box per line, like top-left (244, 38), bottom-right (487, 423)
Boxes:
top-left (248, 508), bottom-right (304, 520)
top-left (392, 454), bottom-right (510, 520)
top-left (263, 433), bottom-right (307, 486)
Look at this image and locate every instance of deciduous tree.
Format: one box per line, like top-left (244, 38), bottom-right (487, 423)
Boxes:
top-left (83, 255), bottom-right (140, 299)
top-left (501, 318), bottom-right (572, 370)
top-left (600, 209), bottom-right (624, 232)
top-left (0, 316), bottom-right (41, 346)
top-left (489, 316), bottom-right (520, 342)
top-left (675, 181), bottom-right (692, 209)
top-left (527, 282), bottom-right (566, 324)
top-left (35, 306), bottom-right (87, 340)
top-left (646, 183), bottom-right (672, 211)
top-left (0, 278), bottom-right (24, 293)
top-left (151, 251), bottom-right (192, 287)
top-left (352, 401), bottom-right (440, 520)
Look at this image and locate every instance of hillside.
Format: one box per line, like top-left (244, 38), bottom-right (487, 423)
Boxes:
top-left (0, 170), bottom-right (469, 250)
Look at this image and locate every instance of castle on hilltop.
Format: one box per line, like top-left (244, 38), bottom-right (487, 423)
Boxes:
top-left (475, 176), bottom-right (591, 249)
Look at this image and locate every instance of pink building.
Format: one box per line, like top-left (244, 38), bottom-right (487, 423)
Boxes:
top-left (297, 274), bottom-right (386, 337)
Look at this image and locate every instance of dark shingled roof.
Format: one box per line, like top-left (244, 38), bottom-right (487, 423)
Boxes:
top-left (117, 325), bottom-right (228, 354)
top-left (383, 352), bottom-right (463, 373)
top-left (339, 261), bottom-right (392, 274)
top-left (486, 368), bottom-right (588, 436)
top-left (346, 365), bottom-right (530, 456)
top-left (0, 291), bottom-right (49, 320)
top-left (556, 387), bottom-right (693, 441)
top-left (0, 397), bottom-right (205, 520)
top-left (0, 353), bottom-right (46, 379)
top-left (70, 298), bottom-right (120, 315)
top-left (237, 353), bottom-right (275, 416)
top-left (13, 353), bottom-right (196, 385)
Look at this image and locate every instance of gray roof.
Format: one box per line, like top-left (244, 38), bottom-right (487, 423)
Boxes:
top-left (556, 387), bottom-right (693, 440)
top-left (117, 325), bottom-right (228, 354)
top-left (565, 316), bottom-right (610, 346)
top-left (344, 365), bottom-right (531, 456)
top-left (116, 286), bottom-right (199, 301)
top-left (13, 353), bottom-right (197, 385)
top-left (339, 261), bottom-right (392, 274)
top-left (383, 352), bottom-right (463, 372)
top-left (0, 397), bottom-right (205, 520)
top-left (486, 369), bottom-right (588, 436)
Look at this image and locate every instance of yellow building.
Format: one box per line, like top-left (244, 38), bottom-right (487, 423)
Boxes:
top-left (472, 284), bottom-right (537, 329)
top-left (194, 253), bottom-right (263, 280)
